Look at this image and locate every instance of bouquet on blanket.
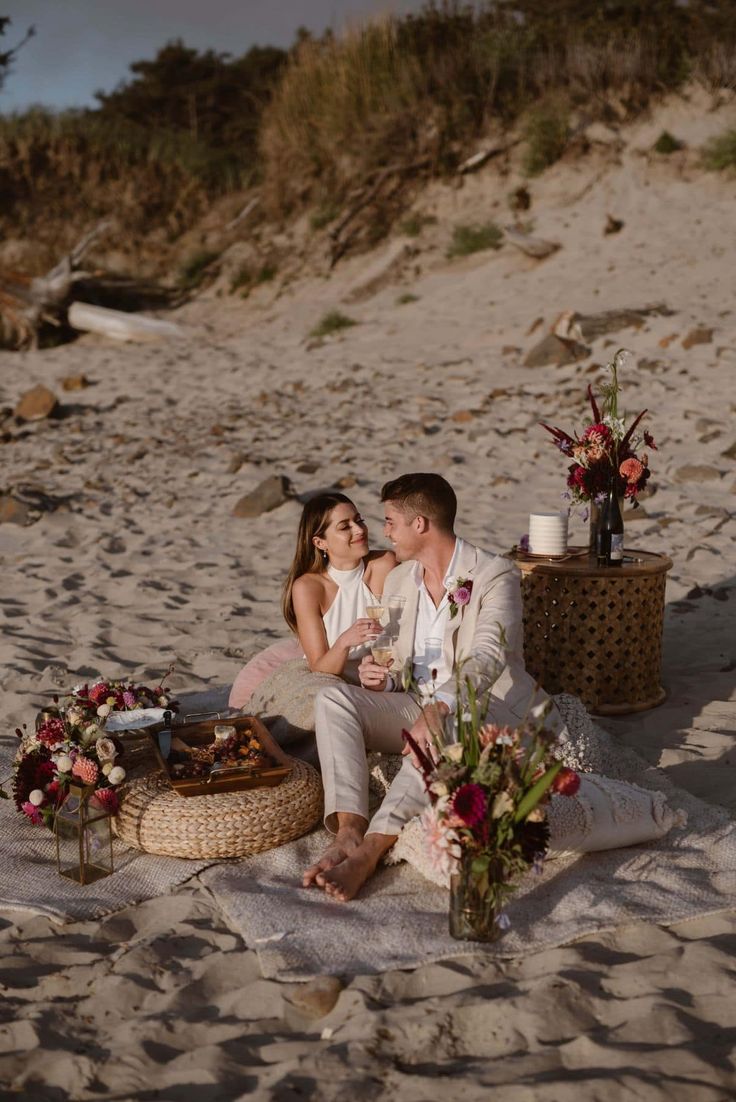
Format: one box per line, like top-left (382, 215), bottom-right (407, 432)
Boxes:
top-left (8, 671), bottom-right (176, 828)
top-left (404, 674), bottom-right (580, 941)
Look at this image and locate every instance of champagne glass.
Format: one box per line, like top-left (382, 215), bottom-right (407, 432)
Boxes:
top-left (371, 635), bottom-right (394, 669)
top-left (365, 593), bottom-right (387, 626)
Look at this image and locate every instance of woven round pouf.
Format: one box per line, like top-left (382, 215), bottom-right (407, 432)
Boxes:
top-left (114, 759), bottom-right (323, 859)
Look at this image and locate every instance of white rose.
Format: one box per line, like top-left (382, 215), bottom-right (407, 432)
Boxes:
top-left (445, 743), bottom-right (464, 763)
top-left (66, 708), bottom-right (84, 727)
top-left (430, 780), bottom-right (449, 797)
top-left (158, 696), bottom-right (168, 707)
top-left (101, 761), bottom-right (113, 776)
top-left (97, 704), bottom-right (112, 718)
top-left (108, 766), bottom-right (126, 785)
top-left (29, 789), bottom-right (45, 806)
top-left (56, 754), bottom-right (73, 773)
top-left (95, 737), bottom-right (118, 764)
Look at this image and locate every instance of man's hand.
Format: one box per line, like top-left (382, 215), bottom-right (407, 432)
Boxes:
top-left (402, 702), bottom-right (450, 769)
top-left (358, 654), bottom-right (391, 692)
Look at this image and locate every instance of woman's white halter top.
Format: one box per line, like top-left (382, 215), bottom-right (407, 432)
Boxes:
top-left (322, 561), bottom-right (376, 678)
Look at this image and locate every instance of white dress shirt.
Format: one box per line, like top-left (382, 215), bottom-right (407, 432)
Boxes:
top-left (411, 537), bottom-right (462, 695)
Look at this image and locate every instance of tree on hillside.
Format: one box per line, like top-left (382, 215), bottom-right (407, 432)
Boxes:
top-left (0, 17), bottom-right (35, 92)
top-left (95, 40), bottom-right (286, 160)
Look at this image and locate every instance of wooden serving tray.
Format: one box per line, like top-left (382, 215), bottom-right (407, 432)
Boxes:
top-left (148, 714), bottom-right (292, 798)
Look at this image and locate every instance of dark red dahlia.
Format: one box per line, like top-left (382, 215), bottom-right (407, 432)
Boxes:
top-left (13, 750), bottom-right (54, 810)
top-left (451, 783), bottom-right (487, 828)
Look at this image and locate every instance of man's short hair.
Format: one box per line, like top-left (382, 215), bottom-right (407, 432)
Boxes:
top-left (380, 472), bottom-right (457, 532)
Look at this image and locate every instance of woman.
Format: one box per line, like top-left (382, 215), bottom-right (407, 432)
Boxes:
top-left (229, 493), bottom-right (396, 707)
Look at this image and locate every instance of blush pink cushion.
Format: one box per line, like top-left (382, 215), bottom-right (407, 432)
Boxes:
top-left (228, 638), bottom-right (303, 710)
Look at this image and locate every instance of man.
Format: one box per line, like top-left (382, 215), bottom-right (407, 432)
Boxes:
top-left (303, 472), bottom-right (554, 901)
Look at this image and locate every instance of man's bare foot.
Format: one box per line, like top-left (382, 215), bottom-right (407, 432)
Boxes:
top-left (302, 819), bottom-right (365, 888)
top-left (319, 833), bottom-right (396, 901)
top-left (320, 849), bottom-right (378, 902)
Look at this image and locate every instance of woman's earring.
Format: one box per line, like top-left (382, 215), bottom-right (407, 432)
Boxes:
top-left (321, 549), bottom-right (328, 562)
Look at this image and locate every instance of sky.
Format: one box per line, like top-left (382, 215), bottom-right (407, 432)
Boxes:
top-left (0, 0), bottom-right (426, 113)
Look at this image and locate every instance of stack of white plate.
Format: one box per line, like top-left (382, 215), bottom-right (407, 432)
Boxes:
top-left (528, 512), bottom-right (568, 556)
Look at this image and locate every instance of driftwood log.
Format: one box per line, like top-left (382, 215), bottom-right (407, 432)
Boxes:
top-left (0, 222), bottom-right (183, 349)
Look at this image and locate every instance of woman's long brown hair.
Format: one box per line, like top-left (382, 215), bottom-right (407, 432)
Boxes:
top-left (281, 492), bottom-right (355, 633)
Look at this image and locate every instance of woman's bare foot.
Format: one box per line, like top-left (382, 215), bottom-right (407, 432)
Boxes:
top-left (302, 815), bottom-right (367, 888)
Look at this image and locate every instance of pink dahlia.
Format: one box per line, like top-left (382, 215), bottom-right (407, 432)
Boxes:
top-left (90, 787), bottom-right (119, 815)
top-left (122, 690), bottom-right (136, 709)
top-left (72, 757), bottom-right (99, 785)
top-left (451, 783), bottom-right (487, 828)
top-left (552, 767), bottom-right (580, 797)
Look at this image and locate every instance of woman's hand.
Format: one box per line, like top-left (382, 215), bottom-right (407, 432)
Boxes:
top-left (338, 618), bottom-right (381, 650)
top-left (358, 654), bottom-right (390, 692)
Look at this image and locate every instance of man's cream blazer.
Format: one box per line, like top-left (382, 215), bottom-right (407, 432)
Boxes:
top-left (383, 540), bottom-right (553, 727)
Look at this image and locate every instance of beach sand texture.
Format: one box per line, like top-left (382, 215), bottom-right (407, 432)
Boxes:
top-left (1, 90), bottom-right (735, 1099)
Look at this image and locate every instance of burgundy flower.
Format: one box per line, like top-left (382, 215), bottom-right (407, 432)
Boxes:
top-left (88, 683), bottom-right (109, 705)
top-left (36, 718), bottom-right (67, 747)
top-left (451, 783), bottom-right (487, 828)
top-left (552, 767), bottom-right (580, 796)
top-left (643, 430), bottom-right (657, 450)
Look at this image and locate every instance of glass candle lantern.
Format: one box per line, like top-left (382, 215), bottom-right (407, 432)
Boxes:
top-left (54, 784), bottom-right (114, 884)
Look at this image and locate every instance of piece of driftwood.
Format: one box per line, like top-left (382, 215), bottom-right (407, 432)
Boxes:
top-left (225, 196), bottom-right (260, 232)
top-left (504, 225), bottom-right (561, 259)
top-left (0, 221), bottom-right (111, 349)
top-left (67, 302), bottom-right (185, 343)
top-left (457, 139), bottom-right (521, 174)
top-left (0, 221), bottom-right (184, 350)
top-left (554, 304), bottom-right (675, 344)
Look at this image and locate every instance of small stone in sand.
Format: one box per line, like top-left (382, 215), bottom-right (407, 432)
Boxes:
top-left (232, 475), bottom-right (294, 518)
top-left (61, 374), bottom-right (90, 391)
top-left (524, 334), bottom-right (587, 368)
top-left (287, 976), bottom-right (343, 1019)
top-left (14, 385), bottom-right (58, 422)
top-left (0, 494), bottom-right (31, 525)
top-left (682, 327), bottom-right (713, 350)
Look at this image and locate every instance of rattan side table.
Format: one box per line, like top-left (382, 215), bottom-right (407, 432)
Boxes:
top-left (514, 549), bottom-right (672, 716)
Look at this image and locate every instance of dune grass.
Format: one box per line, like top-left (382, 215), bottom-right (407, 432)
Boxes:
top-left (702, 129), bottom-right (736, 171)
top-left (522, 103), bottom-right (570, 177)
top-left (309, 311), bottom-right (358, 339)
top-left (447, 221), bottom-right (503, 259)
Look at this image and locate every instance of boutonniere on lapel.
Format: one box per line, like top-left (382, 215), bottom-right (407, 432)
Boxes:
top-left (447, 577), bottom-right (473, 619)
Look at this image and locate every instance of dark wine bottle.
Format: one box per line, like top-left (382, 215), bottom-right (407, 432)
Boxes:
top-left (596, 470), bottom-right (624, 568)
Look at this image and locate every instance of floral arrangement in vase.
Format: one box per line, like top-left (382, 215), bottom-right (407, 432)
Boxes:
top-left (10, 672), bottom-right (175, 827)
top-left (540, 349), bottom-right (656, 512)
top-left (404, 673), bottom-right (580, 941)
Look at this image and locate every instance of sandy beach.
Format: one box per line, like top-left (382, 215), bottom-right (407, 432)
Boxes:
top-left (1, 88), bottom-right (735, 1099)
